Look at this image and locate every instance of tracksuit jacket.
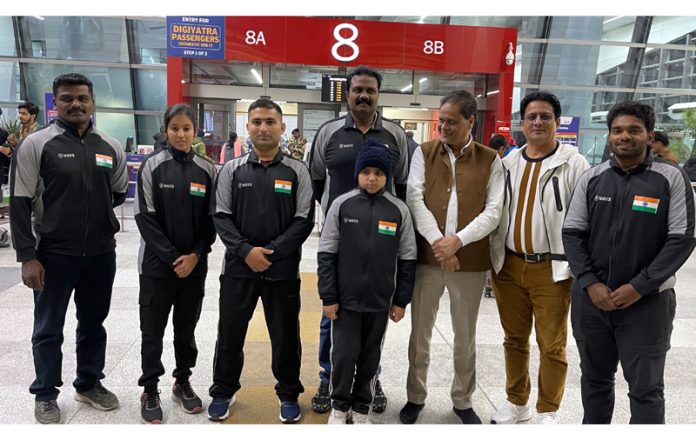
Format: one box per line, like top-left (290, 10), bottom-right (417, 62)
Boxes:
top-left (10, 118), bottom-right (127, 261)
top-left (309, 112), bottom-right (410, 214)
top-left (562, 154), bottom-right (696, 294)
top-left (134, 146), bottom-right (217, 277)
top-left (490, 142), bottom-right (590, 282)
top-left (214, 148), bottom-right (315, 280)
top-left (318, 187), bottom-right (418, 312)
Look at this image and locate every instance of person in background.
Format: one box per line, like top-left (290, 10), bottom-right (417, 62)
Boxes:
top-left (6, 101), bottom-right (41, 149)
top-left (406, 130), bottom-right (419, 161)
top-left (220, 131), bottom-right (245, 164)
top-left (192, 129), bottom-right (212, 162)
top-left (651, 131), bottom-right (678, 165)
top-left (134, 103), bottom-right (217, 424)
top-left (287, 128), bottom-right (307, 162)
top-left (153, 125), bottom-right (168, 152)
top-left (489, 134), bottom-right (509, 159)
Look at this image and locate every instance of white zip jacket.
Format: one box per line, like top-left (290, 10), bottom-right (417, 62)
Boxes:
top-left (490, 142), bottom-right (590, 282)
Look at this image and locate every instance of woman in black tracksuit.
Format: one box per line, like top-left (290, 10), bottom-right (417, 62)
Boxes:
top-left (134, 104), bottom-right (217, 424)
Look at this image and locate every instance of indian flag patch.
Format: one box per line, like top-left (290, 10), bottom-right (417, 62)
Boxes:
top-left (632, 195), bottom-right (659, 214)
top-left (274, 180), bottom-right (292, 194)
top-left (190, 182), bottom-right (206, 197)
top-left (378, 220), bottom-right (397, 236)
top-left (95, 154), bottom-right (113, 169)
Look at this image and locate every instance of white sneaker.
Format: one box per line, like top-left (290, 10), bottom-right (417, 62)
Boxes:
top-left (536, 411), bottom-right (559, 424)
top-left (351, 412), bottom-right (372, 424)
top-left (327, 408), bottom-right (350, 424)
top-left (490, 401), bottom-right (532, 424)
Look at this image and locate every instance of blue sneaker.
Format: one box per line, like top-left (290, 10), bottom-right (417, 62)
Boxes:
top-left (279, 400), bottom-right (301, 424)
top-left (207, 395), bottom-right (235, 421)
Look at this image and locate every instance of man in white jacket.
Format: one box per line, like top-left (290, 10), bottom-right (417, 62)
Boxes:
top-left (489, 91), bottom-right (589, 425)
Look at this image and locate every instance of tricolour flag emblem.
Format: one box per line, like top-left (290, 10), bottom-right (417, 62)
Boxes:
top-left (274, 180), bottom-right (292, 194)
top-left (190, 182), bottom-right (206, 197)
top-left (95, 154), bottom-right (113, 169)
top-left (632, 195), bottom-right (659, 214)
top-left (378, 220), bottom-right (397, 236)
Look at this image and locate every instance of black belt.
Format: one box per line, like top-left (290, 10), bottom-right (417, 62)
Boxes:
top-left (506, 249), bottom-right (566, 263)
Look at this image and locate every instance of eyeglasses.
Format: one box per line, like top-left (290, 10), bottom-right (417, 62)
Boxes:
top-left (523, 113), bottom-right (555, 123)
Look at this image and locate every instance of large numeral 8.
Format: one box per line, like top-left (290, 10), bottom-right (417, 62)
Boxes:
top-left (331, 23), bottom-right (360, 62)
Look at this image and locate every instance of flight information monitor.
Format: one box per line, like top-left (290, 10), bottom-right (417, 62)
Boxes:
top-left (321, 75), bottom-right (348, 103)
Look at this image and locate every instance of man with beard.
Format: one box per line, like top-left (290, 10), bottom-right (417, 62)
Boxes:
top-left (6, 101), bottom-right (41, 149)
top-left (563, 101), bottom-right (696, 424)
top-left (309, 65), bottom-right (410, 415)
top-left (10, 73), bottom-right (127, 424)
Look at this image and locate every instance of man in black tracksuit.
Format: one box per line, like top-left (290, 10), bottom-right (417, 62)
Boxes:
top-left (562, 101), bottom-right (696, 424)
top-left (207, 98), bottom-right (314, 423)
top-left (309, 66), bottom-right (410, 414)
top-left (318, 140), bottom-right (417, 423)
top-left (10, 74), bottom-right (127, 424)
top-left (134, 135), bottom-right (217, 419)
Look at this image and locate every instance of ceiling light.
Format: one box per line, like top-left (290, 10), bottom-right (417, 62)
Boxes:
top-left (401, 84), bottom-right (413, 92)
top-left (33, 16), bottom-right (45, 21)
top-left (251, 68), bottom-right (263, 84)
top-left (603, 16), bottom-right (624, 25)
top-left (419, 78), bottom-right (428, 83)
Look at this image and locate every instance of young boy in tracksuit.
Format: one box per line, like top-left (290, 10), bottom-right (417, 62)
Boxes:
top-left (318, 139), bottom-right (417, 424)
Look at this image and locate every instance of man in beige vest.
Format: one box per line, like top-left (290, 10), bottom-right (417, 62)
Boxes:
top-left (402, 90), bottom-right (505, 424)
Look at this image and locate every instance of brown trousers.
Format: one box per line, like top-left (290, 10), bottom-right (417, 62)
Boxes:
top-left (491, 253), bottom-right (572, 412)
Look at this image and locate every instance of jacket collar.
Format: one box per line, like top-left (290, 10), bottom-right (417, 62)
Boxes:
top-left (503, 141), bottom-right (578, 170)
top-left (55, 117), bottom-right (93, 139)
top-left (610, 150), bottom-right (652, 174)
top-left (246, 147), bottom-right (285, 165)
top-left (358, 186), bottom-right (387, 198)
top-left (344, 111), bottom-right (382, 131)
top-left (166, 144), bottom-right (196, 162)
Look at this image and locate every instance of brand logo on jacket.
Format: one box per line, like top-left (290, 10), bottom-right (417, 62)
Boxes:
top-left (593, 195), bottom-right (612, 202)
top-left (344, 218), bottom-right (359, 224)
top-left (339, 144), bottom-right (354, 149)
top-left (159, 183), bottom-right (175, 189)
top-left (57, 153), bottom-right (76, 159)
top-left (238, 182), bottom-right (253, 188)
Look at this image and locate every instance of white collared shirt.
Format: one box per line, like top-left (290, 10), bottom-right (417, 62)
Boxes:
top-left (407, 136), bottom-right (505, 247)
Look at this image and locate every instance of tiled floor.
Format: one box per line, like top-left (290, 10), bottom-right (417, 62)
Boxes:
top-left (1, 205), bottom-right (695, 426)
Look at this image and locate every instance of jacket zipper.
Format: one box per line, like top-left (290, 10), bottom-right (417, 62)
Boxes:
top-left (539, 167), bottom-right (559, 254)
top-left (607, 173), bottom-right (630, 287)
top-left (82, 138), bottom-right (89, 256)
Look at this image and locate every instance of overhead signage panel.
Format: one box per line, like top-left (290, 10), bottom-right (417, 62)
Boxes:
top-left (168, 16), bottom-right (225, 59)
top-left (225, 17), bottom-right (517, 74)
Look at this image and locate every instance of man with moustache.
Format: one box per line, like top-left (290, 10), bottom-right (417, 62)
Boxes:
top-left (309, 65), bottom-right (410, 414)
top-left (488, 91), bottom-right (589, 425)
top-left (563, 101), bottom-right (696, 424)
top-left (10, 73), bottom-right (127, 424)
top-left (208, 98), bottom-right (314, 424)
top-left (6, 101), bottom-right (41, 149)
top-left (402, 90), bottom-right (504, 424)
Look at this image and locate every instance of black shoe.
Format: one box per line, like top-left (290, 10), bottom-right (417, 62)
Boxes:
top-left (484, 287), bottom-right (494, 298)
top-left (399, 401), bottom-right (425, 424)
top-left (311, 381), bottom-right (330, 414)
top-left (35, 400), bottom-right (61, 424)
top-left (140, 391), bottom-right (163, 424)
top-left (75, 382), bottom-right (119, 411)
top-left (453, 407), bottom-right (482, 424)
top-left (172, 381), bottom-right (203, 414)
top-left (371, 380), bottom-right (387, 413)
